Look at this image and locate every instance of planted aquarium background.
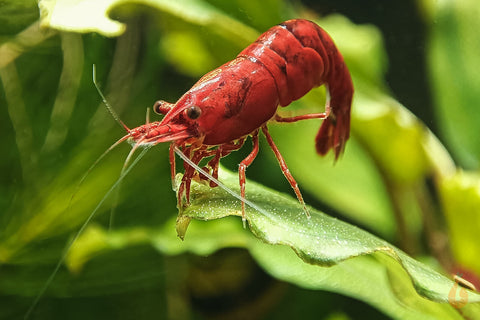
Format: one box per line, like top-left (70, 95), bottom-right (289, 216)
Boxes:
top-left (1, 0), bottom-right (480, 319)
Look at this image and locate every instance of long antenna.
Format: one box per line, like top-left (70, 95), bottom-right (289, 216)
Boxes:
top-left (92, 64), bottom-right (130, 132)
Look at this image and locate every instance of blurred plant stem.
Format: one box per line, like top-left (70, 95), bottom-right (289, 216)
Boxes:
top-left (41, 33), bottom-right (84, 155)
top-left (0, 63), bottom-right (37, 187)
top-left (416, 183), bottom-right (454, 271)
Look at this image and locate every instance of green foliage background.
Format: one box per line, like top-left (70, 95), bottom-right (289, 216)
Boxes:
top-left (1, 0), bottom-right (480, 319)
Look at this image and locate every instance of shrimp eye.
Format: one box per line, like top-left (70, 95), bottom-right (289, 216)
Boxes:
top-left (186, 106), bottom-right (202, 120)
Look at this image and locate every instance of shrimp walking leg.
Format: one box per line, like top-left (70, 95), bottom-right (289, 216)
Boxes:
top-left (261, 125), bottom-right (310, 218)
top-left (238, 130), bottom-right (260, 221)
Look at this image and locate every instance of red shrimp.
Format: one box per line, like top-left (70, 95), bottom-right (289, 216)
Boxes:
top-left (25, 19), bottom-right (353, 319)
top-left (123, 19), bottom-right (353, 219)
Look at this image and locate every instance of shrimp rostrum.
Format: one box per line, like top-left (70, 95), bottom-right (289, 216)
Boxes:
top-left (122, 19), bottom-right (353, 220)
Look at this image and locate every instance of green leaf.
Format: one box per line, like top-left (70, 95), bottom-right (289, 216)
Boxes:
top-left (426, 0), bottom-right (480, 168)
top-left (251, 243), bottom-right (459, 320)
top-left (177, 167), bottom-right (480, 318)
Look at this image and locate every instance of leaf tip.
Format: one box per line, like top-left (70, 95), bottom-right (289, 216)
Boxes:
top-left (175, 215), bottom-right (192, 240)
